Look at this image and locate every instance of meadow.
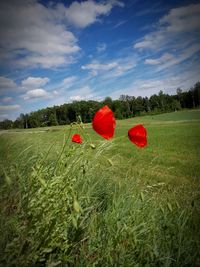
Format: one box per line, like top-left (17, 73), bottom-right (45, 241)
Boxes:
top-left (0, 109), bottom-right (200, 266)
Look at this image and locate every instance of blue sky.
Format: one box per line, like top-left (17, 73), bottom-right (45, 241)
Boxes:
top-left (0, 0), bottom-right (200, 120)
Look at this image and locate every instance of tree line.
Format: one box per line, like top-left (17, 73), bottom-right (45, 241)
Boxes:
top-left (1, 82), bottom-right (200, 130)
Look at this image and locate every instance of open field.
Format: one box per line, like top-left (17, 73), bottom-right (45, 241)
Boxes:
top-left (0, 109), bottom-right (200, 266)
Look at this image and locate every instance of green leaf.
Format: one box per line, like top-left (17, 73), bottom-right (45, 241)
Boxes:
top-left (38, 176), bottom-right (47, 187)
top-left (160, 206), bottom-right (165, 214)
top-left (107, 159), bottom-right (113, 166)
top-left (72, 216), bottom-right (77, 229)
top-left (47, 261), bottom-right (62, 267)
top-left (73, 199), bottom-right (82, 213)
top-left (4, 172), bottom-right (11, 186)
top-left (140, 192), bottom-right (144, 202)
top-left (43, 248), bottom-right (53, 254)
top-left (167, 202), bottom-right (173, 212)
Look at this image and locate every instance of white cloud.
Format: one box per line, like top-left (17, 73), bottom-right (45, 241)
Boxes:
top-left (139, 74), bottom-right (198, 95)
top-left (53, 90), bottom-right (59, 96)
top-left (0, 0), bottom-right (124, 68)
top-left (134, 3), bottom-right (200, 74)
top-left (65, 0), bottom-right (124, 28)
top-left (17, 54), bottom-right (76, 69)
top-left (113, 20), bottom-right (127, 29)
top-left (45, 84), bottom-right (96, 107)
top-left (82, 61), bottom-right (118, 71)
top-left (21, 77), bottom-right (50, 89)
top-left (70, 95), bottom-right (83, 101)
top-left (145, 53), bottom-right (174, 65)
top-left (110, 68), bottom-right (200, 99)
top-left (156, 43), bottom-right (200, 72)
top-left (134, 3), bottom-right (200, 52)
top-left (0, 105), bottom-right (20, 111)
top-left (2, 97), bottom-right (13, 103)
top-left (69, 86), bottom-right (95, 101)
top-left (97, 43), bottom-right (107, 52)
top-left (81, 56), bottom-right (137, 77)
top-left (0, 76), bottom-right (17, 93)
top-left (47, 76), bottom-right (94, 104)
top-left (61, 76), bottom-right (77, 88)
top-left (159, 4), bottom-right (200, 33)
top-left (23, 89), bottom-right (49, 100)
top-left (0, 1), bottom-right (80, 68)
top-left (110, 58), bottom-right (137, 77)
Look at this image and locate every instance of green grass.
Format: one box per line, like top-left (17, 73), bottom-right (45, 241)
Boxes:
top-left (0, 109), bottom-right (200, 266)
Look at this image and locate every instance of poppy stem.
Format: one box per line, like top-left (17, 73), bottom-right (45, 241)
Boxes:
top-left (37, 140), bottom-right (57, 177)
top-left (53, 124), bottom-right (72, 175)
top-left (78, 123), bottom-right (93, 145)
top-left (75, 116), bottom-right (93, 145)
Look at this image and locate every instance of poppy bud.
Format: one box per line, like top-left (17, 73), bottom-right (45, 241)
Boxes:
top-left (72, 134), bottom-right (82, 144)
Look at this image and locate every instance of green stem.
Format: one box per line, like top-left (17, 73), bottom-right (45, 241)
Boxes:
top-left (53, 125), bottom-right (72, 174)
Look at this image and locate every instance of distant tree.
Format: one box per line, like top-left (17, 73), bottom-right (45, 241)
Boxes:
top-left (18, 113), bottom-right (29, 129)
top-left (28, 113), bottom-right (39, 128)
top-left (0, 119), bottom-right (13, 129)
top-left (149, 94), bottom-right (160, 111)
top-left (114, 109), bottom-right (123, 119)
top-left (112, 100), bottom-right (123, 118)
top-left (49, 113), bottom-right (58, 126)
top-left (134, 96), bottom-right (144, 115)
top-left (170, 99), bottom-right (181, 111)
top-left (87, 101), bottom-right (101, 121)
top-left (143, 97), bottom-right (151, 112)
top-left (119, 95), bottom-right (132, 117)
top-left (103, 97), bottom-right (113, 109)
top-left (183, 91), bottom-right (193, 109)
top-left (68, 105), bottom-right (76, 123)
top-left (158, 90), bottom-right (166, 111)
top-left (176, 88), bottom-right (182, 95)
top-left (192, 82), bottom-right (200, 107)
top-left (13, 118), bottom-right (23, 128)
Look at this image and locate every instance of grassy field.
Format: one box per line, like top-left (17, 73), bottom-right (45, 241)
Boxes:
top-left (0, 109), bottom-right (200, 266)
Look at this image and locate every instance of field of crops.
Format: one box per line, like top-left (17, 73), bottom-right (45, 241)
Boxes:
top-left (0, 109), bottom-right (200, 266)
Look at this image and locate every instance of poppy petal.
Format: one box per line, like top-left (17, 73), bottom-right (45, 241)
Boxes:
top-left (128, 124), bottom-right (147, 148)
top-left (72, 134), bottom-right (82, 144)
top-left (92, 105), bottom-right (116, 139)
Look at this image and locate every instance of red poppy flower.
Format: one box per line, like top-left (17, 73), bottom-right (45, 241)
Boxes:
top-left (92, 105), bottom-right (116, 140)
top-left (128, 124), bottom-right (147, 148)
top-left (72, 134), bottom-right (82, 144)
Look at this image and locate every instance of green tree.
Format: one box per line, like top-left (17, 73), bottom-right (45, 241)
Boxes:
top-left (192, 82), bottom-right (200, 107)
top-left (0, 119), bottom-right (13, 129)
top-left (49, 113), bottom-right (58, 126)
top-left (103, 97), bottom-right (113, 109)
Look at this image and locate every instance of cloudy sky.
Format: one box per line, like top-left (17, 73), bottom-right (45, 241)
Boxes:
top-left (0, 0), bottom-right (200, 120)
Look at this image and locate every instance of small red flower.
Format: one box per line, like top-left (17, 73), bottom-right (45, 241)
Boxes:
top-left (128, 124), bottom-right (147, 148)
top-left (72, 134), bottom-right (82, 144)
top-left (92, 105), bottom-right (116, 140)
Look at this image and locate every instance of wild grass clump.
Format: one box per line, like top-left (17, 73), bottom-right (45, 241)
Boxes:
top-left (0, 118), bottom-right (200, 267)
top-left (0, 140), bottom-right (115, 266)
